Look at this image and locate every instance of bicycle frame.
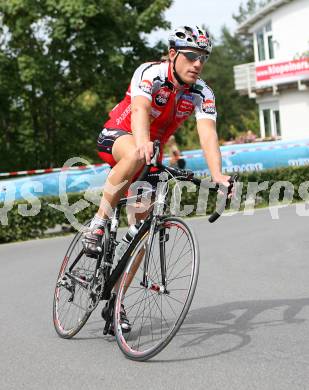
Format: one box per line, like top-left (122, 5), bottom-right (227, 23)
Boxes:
top-left (101, 210), bottom-right (153, 300)
top-left (54, 138), bottom-right (240, 354)
top-left (64, 142), bottom-right (237, 303)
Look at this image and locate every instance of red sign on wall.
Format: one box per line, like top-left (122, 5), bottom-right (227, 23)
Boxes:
top-left (256, 57), bottom-right (309, 83)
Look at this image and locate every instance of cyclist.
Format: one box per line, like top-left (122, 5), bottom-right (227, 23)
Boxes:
top-left (83, 25), bottom-right (232, 332)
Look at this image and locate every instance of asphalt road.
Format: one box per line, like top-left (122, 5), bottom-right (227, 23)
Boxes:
top-left (1, 205), bottom-right (309, 390)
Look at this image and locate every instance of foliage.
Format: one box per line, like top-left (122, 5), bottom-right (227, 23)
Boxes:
top-left (233, 0), bottom-right (272, 25)
top-left (0, 0), bottom-right (283, 168)
top-left (0, 191), bottom-right (128, 243)
top-left (0, 0), bottom-right (172, 171)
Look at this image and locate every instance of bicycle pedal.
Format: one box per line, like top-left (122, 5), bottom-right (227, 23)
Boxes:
top-left (103, 320), bottom-right (110, 335)
top-left (101, 305), bottom-right (109, 321)
top-left (108, 325), bottom-right (115, 336)
top-left (103, 320), bottom-right (115, 336)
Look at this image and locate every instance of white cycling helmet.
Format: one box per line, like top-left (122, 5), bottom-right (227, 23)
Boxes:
top-left (168, 25), bottom-right (212, 54)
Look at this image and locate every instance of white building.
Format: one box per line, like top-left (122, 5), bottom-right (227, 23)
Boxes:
top-left (234, 0), bottom-right (309, 140)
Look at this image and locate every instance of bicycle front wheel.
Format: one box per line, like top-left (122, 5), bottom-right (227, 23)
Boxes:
top-left (114, 217), bottom-right (200, 361)
top-left (53, 223), bottom-right (100, 338)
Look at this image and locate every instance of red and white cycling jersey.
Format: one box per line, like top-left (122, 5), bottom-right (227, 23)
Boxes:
top-left (104, 61), bottom-right (216, 145)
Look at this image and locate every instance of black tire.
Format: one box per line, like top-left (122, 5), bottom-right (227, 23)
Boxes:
top-left (114, 217), bottom-right (200, 361)
top-left (53, 222), bottom-right (100, 338)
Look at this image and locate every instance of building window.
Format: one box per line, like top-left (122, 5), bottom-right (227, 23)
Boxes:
top-left (257, 31), bottom-right (266, 61)
top-left (268, 35), bottom-right (274, 59)
top-left (255, 22), bottom-right (274, 61)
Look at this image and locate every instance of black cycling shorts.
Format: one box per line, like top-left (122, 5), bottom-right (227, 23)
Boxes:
top-left (97, 128), bottom-right (163, 190)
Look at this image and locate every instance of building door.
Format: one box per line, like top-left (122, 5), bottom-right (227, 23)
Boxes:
top-left (273, 110), bottom-right (281, 137)
top-left (262, 109), bottom-right (272, 137)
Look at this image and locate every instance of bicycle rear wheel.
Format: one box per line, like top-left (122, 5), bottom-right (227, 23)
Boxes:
top-left (53, 223), bottom-right (101, 338)
top-left (114, 217), bottom-right (199, 361)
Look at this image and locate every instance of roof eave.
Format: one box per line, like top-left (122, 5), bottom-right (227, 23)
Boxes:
top-left (237, 0), bottom-right (293, 35)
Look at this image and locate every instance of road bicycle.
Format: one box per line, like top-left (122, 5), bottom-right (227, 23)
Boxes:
top-left (53, 140), bottom-right (237, 361)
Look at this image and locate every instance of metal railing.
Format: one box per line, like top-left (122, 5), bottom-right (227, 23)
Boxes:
top-left (233, 62), bottom-right (256, 98)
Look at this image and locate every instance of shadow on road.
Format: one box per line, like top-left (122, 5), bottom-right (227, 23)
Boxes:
top-left (151, 297), bottom-right (309, 363)
top-left (65, 297), bottom-right (309, 362)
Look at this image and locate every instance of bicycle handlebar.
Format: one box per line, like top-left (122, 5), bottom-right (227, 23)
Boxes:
top-left (135, 140), bottom-right (239, 223)
top-left (136, 140), bottom-right (161, 182)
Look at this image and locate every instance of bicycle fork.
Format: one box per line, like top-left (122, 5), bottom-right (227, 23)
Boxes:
top-left (141, 218), bottom-right (169, 294)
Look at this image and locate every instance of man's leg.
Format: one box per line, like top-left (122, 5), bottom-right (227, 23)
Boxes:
top-left (108, 206), bottom-right (151, 334)
top-left (83, 134), bottom-right (145, 256)
top-left (97, 134), bottom-right (146, 218)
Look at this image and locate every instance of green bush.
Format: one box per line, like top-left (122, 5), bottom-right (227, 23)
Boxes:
top-left (1, 165), bottom-right (308, 243)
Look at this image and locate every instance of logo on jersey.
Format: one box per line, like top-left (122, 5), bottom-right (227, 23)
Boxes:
top-left (202, 99), bottom-right (216, 114)
top-left (176, 99), bottom-right (194, 118)
top-left (178, 99), bottom-right (194, 112)
top-left (116, 105), bottom-right (131, 125)
top-left (100, 128), bottom-right (118, 137)
top-left (139, 80), bottom-right (152, 95)
top-left (154, 88), bottom-right (171, 106)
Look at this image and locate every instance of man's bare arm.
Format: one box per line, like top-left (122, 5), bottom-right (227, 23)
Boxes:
top-left (131, 95), bottom-right (153, 163)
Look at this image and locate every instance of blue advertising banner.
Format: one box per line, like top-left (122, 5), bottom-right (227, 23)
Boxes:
top-left (182, 138), bottom-right (309, 175)
top-left (1, 138), bottom-right (309, 202)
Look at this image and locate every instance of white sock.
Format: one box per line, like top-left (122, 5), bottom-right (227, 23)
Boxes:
top-left (90, 215), bottom-right (109, 229)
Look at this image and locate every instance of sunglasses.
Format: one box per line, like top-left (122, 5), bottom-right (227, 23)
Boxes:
top-left (178, 50), bottom-right (209, 64)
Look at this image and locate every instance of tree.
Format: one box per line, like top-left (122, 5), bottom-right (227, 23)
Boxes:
top-left (233, 0), bottom-right (272, 25)
top-left (0, 0), bottom-right (172, 170)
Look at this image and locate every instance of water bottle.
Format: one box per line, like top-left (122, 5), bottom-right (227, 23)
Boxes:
top-left (114, 222), bottom-right (141, 261)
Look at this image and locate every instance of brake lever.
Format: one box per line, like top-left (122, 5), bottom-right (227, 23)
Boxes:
top-left (208, 173), bottom-right (239, 223)
top-left (136, 140), bottom-right (161, 181)
top-left (227, 173), bottom-right (239, 196)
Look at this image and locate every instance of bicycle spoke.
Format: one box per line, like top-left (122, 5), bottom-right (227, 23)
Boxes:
top-left (166, 246), bottom-right (191, 273)
top-left (148, 248), bottom-right (160, 282)
top-left (166, 226), bottom-right (180, 270)
top-left (166, 273), bottom-right (191, 284)
top-left (125, 290), bottom-right (152, 314)
top-left (151, 292), bottom-right (170, 329)
top-left (129, 289), bottom-right (148, 328)
top-left (135, 290), bottom-right (149, 351)
top-left (164, 293), bottom-right (186, 306)
top-left (123, 286), bottom-right (145, 300)
top-left (166, 240), bottom-right (190, 280)
top-left (167, 260), bottom-right (192, 285)
top-left (163, 294), bottom-right (179, 317)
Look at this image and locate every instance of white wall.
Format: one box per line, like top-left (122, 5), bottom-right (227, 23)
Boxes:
top-left (272, 0), bottom-right (309, 60)
top-left (250, 0), bottom-right (309, 62)
top-left (279, 90), bottom-right (309, 139)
